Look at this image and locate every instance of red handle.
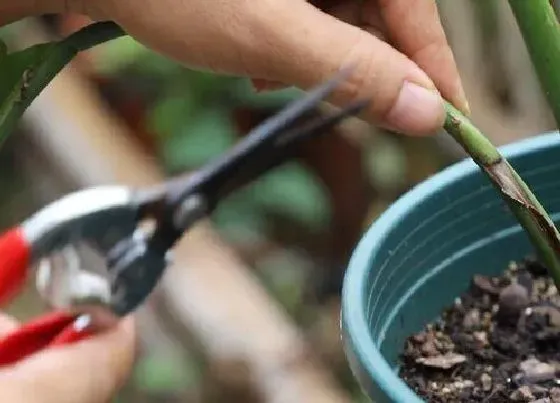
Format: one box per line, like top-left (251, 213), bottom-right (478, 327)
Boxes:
top-left (0, 228), bottom-right (95, 367)
top-left (0, 312), bottom-right (76, 367)
top-left (50, 323), bottom-right (92, 346)
top-left (0, 227), bottom-right (30, 306)
top-left (0, 312), bottom-right (97, 367)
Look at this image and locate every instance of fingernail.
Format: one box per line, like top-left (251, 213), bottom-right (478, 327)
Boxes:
top-left (386, 81), bottom-right (445, 136)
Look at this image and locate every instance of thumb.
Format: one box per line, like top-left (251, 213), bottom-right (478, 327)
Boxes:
top-left (0, 316), bottom-right (136, 403)
top-left (251, 1), bottom-right (446, 136)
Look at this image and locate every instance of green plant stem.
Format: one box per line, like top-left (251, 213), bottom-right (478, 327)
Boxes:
top-left (444, 102), bottom-right (560, 289)
top-left (508, 0), bottom-right (560, 127)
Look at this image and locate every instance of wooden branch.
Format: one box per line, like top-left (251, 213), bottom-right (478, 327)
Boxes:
top-left (15, 20), bottom-right (352, 403)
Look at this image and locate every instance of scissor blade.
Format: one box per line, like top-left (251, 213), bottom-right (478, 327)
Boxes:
top-left (166, 70), bottom-right (355, 202)
top-left (243, 67), bottom-right (353, 144)
top-left (276, 99), bottom-right (370, 146)
top-left (208, 99), bottom-right (370, 199)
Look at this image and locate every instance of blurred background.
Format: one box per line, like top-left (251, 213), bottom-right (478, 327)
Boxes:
top-left (0, 1), bottom-right (558, 402)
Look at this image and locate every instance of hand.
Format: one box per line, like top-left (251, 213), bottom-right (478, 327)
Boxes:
top-left (73, 0), bottom-right (468, 136)
top-left (0, 314), bottom-right (135, 403)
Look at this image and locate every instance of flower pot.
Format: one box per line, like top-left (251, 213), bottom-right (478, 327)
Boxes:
top-left (341, 131), bottom-right (560, 403)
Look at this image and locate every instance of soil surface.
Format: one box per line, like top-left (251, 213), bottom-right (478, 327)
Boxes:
top-left (399, 258), bottom-right (560, 402)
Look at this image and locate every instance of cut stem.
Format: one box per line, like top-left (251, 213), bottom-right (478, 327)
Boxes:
top-left (444, 102), bottom-right (560, 289)
top-left (508, 0), bottom-right (560, 127)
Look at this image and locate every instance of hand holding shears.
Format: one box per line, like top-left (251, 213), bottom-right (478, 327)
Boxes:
top-left (0, 71), bottom-right (368, 367)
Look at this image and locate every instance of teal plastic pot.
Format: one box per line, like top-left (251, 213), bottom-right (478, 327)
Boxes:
top-left (341, 131), bottom-right (560, 403)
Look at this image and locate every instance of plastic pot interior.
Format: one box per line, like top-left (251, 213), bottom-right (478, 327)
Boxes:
top-left (341, 131), bottom-right (560, 403)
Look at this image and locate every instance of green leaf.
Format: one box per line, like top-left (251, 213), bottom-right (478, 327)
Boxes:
top-left (0, 38), bottom-right (6, 59)
top-left (180, 70), bottom-right (235, 98)
top-left (148, 94), bottom-right (199, 139)
top-left (162, 109), bottom-right (236, 171)
top-left (93, 35), bottom-right (150, 74)
top-left (229, 78), bottom-right (302, 109)
top-left (212, 192), bottom-right (269, 245)
top-left (0, 42), bottom-right (55, 143)
top-left (133, 353), bottom-right (198, 393)
top-left (255, 248), bottom-right (310, 313)
top-left (364, 135), bottom-right (408, 191)
top-left (0, 22), bottom-right (125, 146)
top-left (251, 163), bottom-right (330, 231)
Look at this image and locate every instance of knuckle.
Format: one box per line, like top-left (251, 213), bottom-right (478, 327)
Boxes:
top-left (411, 36), bottom-right (449, 64)
top-left (336, 32), bottom-right (405, 119)
top-left (336, 33), bottom-right (379, 101)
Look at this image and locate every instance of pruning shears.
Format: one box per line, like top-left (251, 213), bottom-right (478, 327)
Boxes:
top-left (0, 71), bottom-right (368, 367)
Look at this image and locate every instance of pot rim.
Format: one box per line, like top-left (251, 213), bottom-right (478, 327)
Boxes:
top-left (341, 131), bottom-right (560, 402)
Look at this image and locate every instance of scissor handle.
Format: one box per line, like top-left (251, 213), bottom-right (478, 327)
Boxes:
top-left (0, 227), bottom-right (94, 367)
top-left (50, 320), bottom-right (92, 346)
top-left (0, 227), bottom-right (31, 306)
top-left (0, 311), bottom-right (90, 367)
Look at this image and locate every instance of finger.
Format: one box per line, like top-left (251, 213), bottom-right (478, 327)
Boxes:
top-left (251, 1), bottom-right (383, 94)
top-left (368, 0), bottom-right (469, 115)
top-left (0, 316), bottom-right (136, 403)
top-left (0, 314), bottom-right (18, 336)
top-left (313, 0), bottom-right (385, 31)
top-left (320, 0), bottom-right (361, 25)
top-left (323, 2), bottom-right (387, 41)
top-left (252, 0), bottom-right (445, 136)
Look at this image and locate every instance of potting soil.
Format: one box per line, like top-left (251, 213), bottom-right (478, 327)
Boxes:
top-left (399, 258), bottom-right (560, 402)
